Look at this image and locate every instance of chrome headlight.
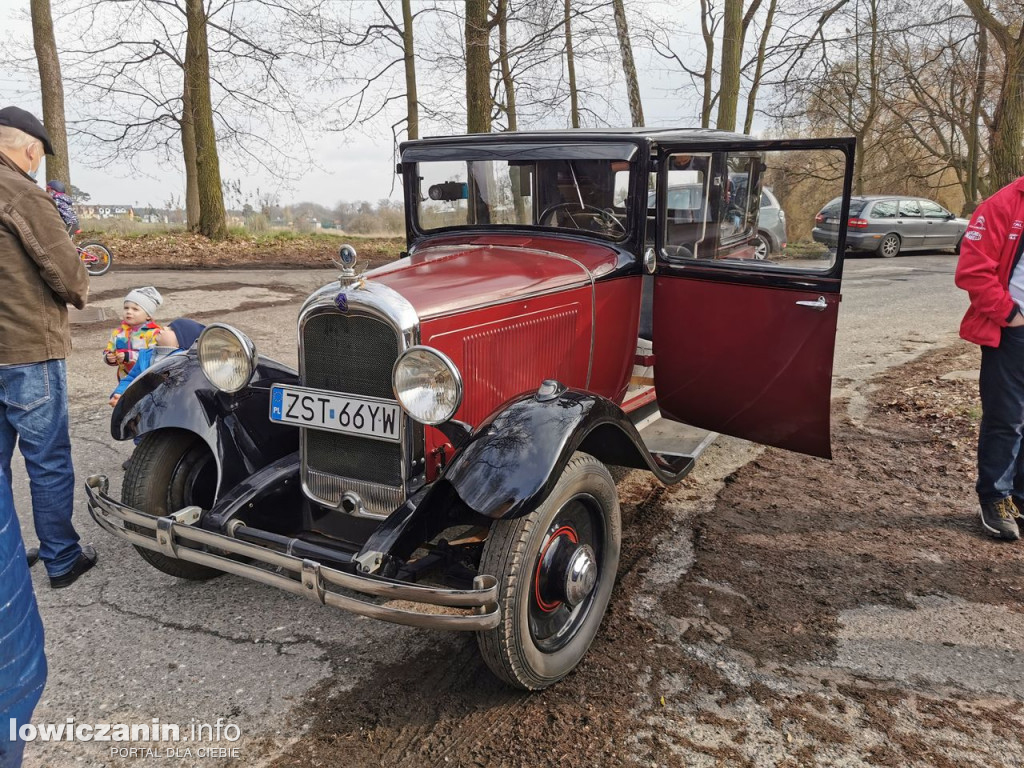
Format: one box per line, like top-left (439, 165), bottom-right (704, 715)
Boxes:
top-left (197, 324), bottom-right (257, 393)
top-left (392, 346), bottom-right (463, 425)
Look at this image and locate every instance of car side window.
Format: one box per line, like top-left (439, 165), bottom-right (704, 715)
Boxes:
top-left (661, 153), bottom-right (711, 260)
top-left (721, 155), bottom-right (759, 246)
top-left (871, 200), bottom-right (897, 219)
top-left (919, 200), bottom-right (947, 218)
top-left (899, 200), bottom-right (922, 217)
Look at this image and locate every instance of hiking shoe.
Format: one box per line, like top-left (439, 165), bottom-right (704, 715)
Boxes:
top-left (49, 545), bottom-right (98, 588)
top-left (980, 498), bottom-right (1021, 541)
top-left (26, 547), bottom-right (39, 568)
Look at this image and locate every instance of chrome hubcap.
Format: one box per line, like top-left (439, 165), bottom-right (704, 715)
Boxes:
top-left (564, 545), bottom-right (597, 607)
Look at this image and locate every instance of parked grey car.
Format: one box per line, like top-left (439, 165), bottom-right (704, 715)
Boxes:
top-left (755, 187), bottom-right (787, 260)
top-left (812, 195), bottom-right (968, 257)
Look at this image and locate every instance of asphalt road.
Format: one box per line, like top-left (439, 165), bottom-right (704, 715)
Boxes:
top-left (11, 251), bottom-right (966, 767)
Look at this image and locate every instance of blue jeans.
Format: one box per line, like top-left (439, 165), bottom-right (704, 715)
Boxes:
top-left (0, 360), bottom-right (82, 577)
top-left (977, 327), bottom-right (1024, 503)
top-left (0, 473), bottom-right (47, 768)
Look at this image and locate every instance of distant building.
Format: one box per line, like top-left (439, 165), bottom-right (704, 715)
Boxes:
top-left (80, 205), bottom-right (136, 220)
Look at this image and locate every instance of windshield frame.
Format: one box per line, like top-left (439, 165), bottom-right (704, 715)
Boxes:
top-left (402, 139), bottom-right (648, 247)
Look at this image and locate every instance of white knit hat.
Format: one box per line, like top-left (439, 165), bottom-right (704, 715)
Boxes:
top-left (124, 286), bottom-right (163, 318)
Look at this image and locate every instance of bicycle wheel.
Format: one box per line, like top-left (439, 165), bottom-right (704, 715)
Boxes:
top-left (79, 241), bottom-right (113, 276)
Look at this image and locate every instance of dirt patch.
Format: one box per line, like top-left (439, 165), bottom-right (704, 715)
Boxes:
top-left (80, 232), bottom-right (404, 270)
top-left (271, 342), bottom-right (1024, 767)
top-left (665, 342), bottom-right (1016, 665)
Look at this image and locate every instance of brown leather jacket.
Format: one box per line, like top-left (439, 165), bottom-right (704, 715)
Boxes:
top-left (0, 151), bottom-right (89, 364)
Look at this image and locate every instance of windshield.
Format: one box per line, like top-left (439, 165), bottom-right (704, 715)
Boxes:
top-left (414, 157), bottom-right (633, 241)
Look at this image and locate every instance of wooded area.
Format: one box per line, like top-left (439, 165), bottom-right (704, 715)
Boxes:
top-left (1, 0), bottom-right (1014, 238)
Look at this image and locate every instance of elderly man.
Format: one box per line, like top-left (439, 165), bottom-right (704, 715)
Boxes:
top-left (0, 106), bottom-right (92, 766)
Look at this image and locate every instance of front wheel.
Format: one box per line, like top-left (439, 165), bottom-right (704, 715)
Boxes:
top-left (121, 430), bottom-right (223, 580)
top-left (79, 241), bottom-right (113, 276)
top-left (476, 452), bottom-right (621, 690)
top-left (877, 233), bottom-right (901, 258)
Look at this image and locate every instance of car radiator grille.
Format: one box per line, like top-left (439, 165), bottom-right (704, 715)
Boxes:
top-left (301, 312), bottom-right (404, 516)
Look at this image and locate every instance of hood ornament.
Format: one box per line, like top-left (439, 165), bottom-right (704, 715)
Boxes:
top-left (332, 244), bottom-right (366, 294)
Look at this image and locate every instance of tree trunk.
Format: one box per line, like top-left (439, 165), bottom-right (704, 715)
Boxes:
top-left (185, 0), bottom-right (227, 240)
top-left (497, 0), bottom-right (517, 131)
top-left (742, 0), bottom-right (776, 134)
top-left (699, 0), bottom-right (715, 128)
top-left (966, 25), bottom-right (986, 211)
top-left (401, 0), bottom-right (419, 140)
top-left (715, 0), bottom-right (743, 131)
top-left (565, 0), bottom-right (580, 128)
top-left (465, 0), bottom-right (491, 133)
top-left (612, 0), bottom-right (644, 127)
top-left (30, 0), bottom-right (70, 187)
top-left (988, 47), bottom-right (1024, 192)
top-left (181, 75), bottom-right (201, 230)
top-left (964, 0), bottom-right (1024, 193)
top-left (850, 0), bottom-right (880, 197)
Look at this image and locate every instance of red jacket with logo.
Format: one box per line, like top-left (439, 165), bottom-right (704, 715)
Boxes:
top-left (955, 176), bottom-right (1024, 347)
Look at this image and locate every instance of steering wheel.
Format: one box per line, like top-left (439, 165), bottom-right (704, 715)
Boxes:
top-left (538, 203), bottom-right (626, 235)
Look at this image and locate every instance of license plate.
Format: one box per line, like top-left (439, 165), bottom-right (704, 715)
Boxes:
top-left (269, 385), bottom-right (401, 442)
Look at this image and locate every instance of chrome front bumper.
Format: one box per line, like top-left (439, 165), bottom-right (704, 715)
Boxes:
top-left (85, 475), bottom-right (500, 631)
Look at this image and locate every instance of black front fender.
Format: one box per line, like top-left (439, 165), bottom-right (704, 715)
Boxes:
top-left (440, 387), bottom-right (694, 521)
top-left (111, 350), bottom-right (300, 497)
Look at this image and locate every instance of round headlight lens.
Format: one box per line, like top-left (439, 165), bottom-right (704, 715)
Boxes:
top-left (393, 346), bottom-right (463, 425)
top-left (198, 324), bottom-right (257, 393)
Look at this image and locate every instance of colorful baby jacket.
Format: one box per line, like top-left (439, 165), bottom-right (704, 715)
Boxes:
top-left (104, 320), bottom-right (161, 380)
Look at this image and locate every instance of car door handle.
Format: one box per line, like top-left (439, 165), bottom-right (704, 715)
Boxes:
top-left (796, 296), bottom-right (828, 312)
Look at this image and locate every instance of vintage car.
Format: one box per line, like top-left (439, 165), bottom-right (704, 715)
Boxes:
top-left (86, 129), bottom-right (854, 690)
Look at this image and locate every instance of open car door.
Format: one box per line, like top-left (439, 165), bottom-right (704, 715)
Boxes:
top-left (651, 138), bottom-right (855, 458)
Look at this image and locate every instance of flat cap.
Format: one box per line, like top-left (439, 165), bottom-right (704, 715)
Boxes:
top-left (0, 106), bottom-right (55, 155)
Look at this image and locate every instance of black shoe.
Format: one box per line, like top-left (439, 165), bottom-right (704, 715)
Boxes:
top-left (26, 547), bottom-right (39, 568)
top-left (980, 499), bottom-right (1021, 541)
top-left (121, 459), bottom-right (131, 471)
top-left (49, 545), bottom-right (98, 588)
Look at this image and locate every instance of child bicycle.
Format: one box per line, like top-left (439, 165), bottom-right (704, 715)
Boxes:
top-left (72, 230), bottom-right (113, 276)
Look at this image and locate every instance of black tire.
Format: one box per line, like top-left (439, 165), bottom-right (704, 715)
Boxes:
top-left (877, 233), bottom-right (901, 258)
top-left (753, 232), bottom-right (771, 260)
top-left (79, 241), bottom-right (113, 276)
top-left (121, 430), bottom-right (223, 580)
top-left (476, 452), bottom-right (621, 690)
top-left (955, 235), bottom-right (964, 255)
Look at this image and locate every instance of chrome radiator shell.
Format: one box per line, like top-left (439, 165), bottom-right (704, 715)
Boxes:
top-left (297, 281), bottom-right (423, 518)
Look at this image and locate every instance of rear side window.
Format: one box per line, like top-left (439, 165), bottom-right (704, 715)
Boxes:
top-left (899, 200), bottom-right (922, 217)
top-left (820, 198), bottom-right (865, 217)
top-left (871, 200), bottom-right (898, 219)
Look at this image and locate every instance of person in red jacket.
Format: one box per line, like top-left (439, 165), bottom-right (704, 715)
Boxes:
top-left (955, 175), bottom-right (1024, 540)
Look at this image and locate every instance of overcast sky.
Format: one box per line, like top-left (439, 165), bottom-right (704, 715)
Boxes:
top-left (0, 0), bottom-right (706, 208)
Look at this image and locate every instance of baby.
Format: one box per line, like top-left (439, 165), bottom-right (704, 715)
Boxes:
top-left (109, 318), bottom-right (205, 407)
top-left (104, 286), bottom-right (163, 381)
top-left (46, 179), bottom-right (79, 234)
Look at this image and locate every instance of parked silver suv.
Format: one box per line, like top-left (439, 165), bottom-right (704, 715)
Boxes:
top-left (755, 187), bottom-right (787, 260)
top-left (812, 195), bottom-right (967, 257)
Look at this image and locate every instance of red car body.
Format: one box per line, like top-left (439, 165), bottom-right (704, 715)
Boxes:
top-left (89, 129), bottom-right (856, 690)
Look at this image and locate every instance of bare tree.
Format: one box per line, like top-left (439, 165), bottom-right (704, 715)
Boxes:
top-left (963, 0), bottom-right (1024, 191)
top-left (466, 0), bottom-right (492, 132)
top-left (185, 0), bottom-right (226, 238)
top-left (611, 0), bottom-right (643, 126)
top-left (564, 0), bottom-right (579, 128)
top-left (30, 0), bottom-right (70, 186)
top-left (742, 0), bottom-right (777, 133)
top-left (401, 0), bottom-right (420, 139)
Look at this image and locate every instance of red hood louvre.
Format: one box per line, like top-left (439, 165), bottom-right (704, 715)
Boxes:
top-left (367, 237), bottom-right (620, 320)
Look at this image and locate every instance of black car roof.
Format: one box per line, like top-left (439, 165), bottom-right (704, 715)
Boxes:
top-left (401, 129), bottom-right (854, 156)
